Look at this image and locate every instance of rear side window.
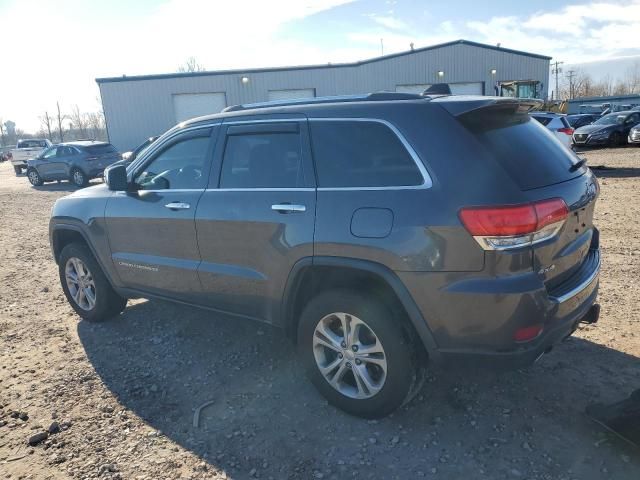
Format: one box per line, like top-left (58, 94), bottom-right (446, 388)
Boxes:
top-left (220, 132), bottom-right (303, 188)
top-left (461, 107), bottom-right (583, 190)
top-left (310, 120), bottom-right (423, 188)
top-left (83, 144), bottom-right (117, 155)
top-left (18, 140), bottom-right (47, 148)
top-left (530, 115), bottom-right (551, 126)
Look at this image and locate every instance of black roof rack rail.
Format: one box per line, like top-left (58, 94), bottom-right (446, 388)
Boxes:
top-left (222, 91), bottom-right (426, 113)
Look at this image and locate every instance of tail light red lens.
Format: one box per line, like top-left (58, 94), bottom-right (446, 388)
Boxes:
top-left (558, 127), bottom-right (574, 135)
top-left (459, 198), bottom-right (568, 250)
top-left (514, 324), bottom-right (544, 342)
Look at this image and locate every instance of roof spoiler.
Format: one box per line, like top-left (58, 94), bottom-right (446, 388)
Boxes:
top-left (432, 97), bottom-right (544, 117)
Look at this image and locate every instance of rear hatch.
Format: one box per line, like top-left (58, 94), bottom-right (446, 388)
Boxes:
top-left (449, 99), bottom-right (599, 289)
top-left (82, 143), bottom-right (121, 169)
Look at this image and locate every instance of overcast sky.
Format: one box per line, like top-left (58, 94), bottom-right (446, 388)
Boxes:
top-left (1, 0), bottom-right (639, 132)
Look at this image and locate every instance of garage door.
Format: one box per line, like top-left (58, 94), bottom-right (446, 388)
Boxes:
top-left (267, 88), bottom-right (316, 101)
top-left (396, 84), bottom-right (430, 94)
top-left (172, 93), bottom-right (227, 123)
top-left (396, 82), bottom-right (484, 95)
top-left (450, 82), bottom-right (484, 95)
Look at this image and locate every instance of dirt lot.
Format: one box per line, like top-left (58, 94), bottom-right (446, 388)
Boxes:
top-left (1, 148), bottom-right (639, 480)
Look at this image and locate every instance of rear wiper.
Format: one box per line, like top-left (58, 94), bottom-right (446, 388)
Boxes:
top-left (570, 158), bottom-right (587, 172)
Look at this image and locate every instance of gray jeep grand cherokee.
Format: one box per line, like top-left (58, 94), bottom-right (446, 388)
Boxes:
top-left (49, 93), bottom-right (601, 418)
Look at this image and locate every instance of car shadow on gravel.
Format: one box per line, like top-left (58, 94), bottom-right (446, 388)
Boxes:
top-left (77, 300), bottom-right (640, 479)
top-left (31, 180), bottom-right (102, 192)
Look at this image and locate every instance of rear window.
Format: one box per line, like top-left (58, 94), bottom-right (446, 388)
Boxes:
top-left (17, 140), bottom-right (47, 148)
top-left (83, 144), bottom-right (117, 155)
top-left (310, 120), bottom-right (423, 188)
top-left (461, 107), bottom-right (583, 190)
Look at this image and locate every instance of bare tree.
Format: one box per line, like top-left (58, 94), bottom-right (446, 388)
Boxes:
top-left (39, 111), bottom-right (54, 141)
top-left (624, 61), bottom-right (640, 95)
top-left (178, 57), bottom-right (206, 73)
top-left (0, 118), bottom-right (6, 146)
top-left (56, 102), bottom-right (66, 142)
top-left (86, 111), bottom-right (106, 141)
top-left (69, 105), bottom-right (89, 139)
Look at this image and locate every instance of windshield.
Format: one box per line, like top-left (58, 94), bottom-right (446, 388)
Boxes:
top-left (594, 114), bottom-right (625, 125)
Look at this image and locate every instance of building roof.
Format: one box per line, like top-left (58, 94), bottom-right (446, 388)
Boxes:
top-left (96, 39), bottom-right (552, 84)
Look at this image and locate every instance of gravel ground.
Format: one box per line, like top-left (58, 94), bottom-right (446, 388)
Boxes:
top-left (1, 148), bottom-right (639, 480)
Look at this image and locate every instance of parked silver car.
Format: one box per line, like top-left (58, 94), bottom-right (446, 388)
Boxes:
top-left (26, 141), bottom-right (121, 187)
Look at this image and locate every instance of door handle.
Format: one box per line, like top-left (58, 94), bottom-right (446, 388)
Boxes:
top-left (271, 204), bottom-right (306, 213)
top-left (164, 202), bottom-right (190, 210)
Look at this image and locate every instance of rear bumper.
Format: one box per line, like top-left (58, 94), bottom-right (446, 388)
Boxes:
top-left (398, 247), bottom-right (601, 370)
top-left (11, 160), bottom-right (27, 167)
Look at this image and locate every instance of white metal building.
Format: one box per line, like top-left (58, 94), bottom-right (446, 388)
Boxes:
top-left (97, 39), bottom-right (551, 151)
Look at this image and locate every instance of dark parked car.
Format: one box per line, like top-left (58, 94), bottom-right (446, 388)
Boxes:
top-left (50, 93), bottom-right (600, 418)
top-left (629, 125), bottom-right (640, 145)
top-left (26, 141), bottom-right (121, 187)
top-left (573, 110), bottom-right (640, 147)
top-left (566, 114), bottom-right (599, 129)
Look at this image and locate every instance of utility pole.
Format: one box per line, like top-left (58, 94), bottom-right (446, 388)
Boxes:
top-left (380, 38), bottom-right (384, 56)
top-left (566, 70), bottom-right (576, 100)
top-left (551, 60), bottom-right (564, 100)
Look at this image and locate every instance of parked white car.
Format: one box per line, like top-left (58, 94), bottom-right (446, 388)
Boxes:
top-left (530, 112), bottom-right (574, 149)
top-left (10, 138), bottom-right (52, 175)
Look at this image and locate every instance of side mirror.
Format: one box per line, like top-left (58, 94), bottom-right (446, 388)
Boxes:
top-left (105, 164), bottom-right (128, 191)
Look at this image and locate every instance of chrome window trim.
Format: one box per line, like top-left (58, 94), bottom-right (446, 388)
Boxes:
top-left (222, 118), bottom-right (306, 126)
top-left (309, 117), bottom-right (433, 190)
top-left (205, 187), bottom-right (314, 192)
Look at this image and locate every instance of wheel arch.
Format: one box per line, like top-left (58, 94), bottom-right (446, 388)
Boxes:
top-left (281, 256), bottom-right (440, 362)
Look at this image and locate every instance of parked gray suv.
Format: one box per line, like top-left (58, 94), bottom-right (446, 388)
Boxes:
top-left (49, 93), bottom-right (601, 418)
top-left (27, 141), bottom-right (121, 187)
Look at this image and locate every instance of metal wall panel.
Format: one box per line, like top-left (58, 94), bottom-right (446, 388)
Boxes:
top-left (99, 43), bottom-right (550, 151)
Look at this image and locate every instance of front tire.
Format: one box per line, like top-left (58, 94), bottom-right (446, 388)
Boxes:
top-left (298, 290), bottom-right (422, 418)
top-left (26, 168), bottom-right (43, 186)
top-left (70, 168), bottom-right (88, 187)
top-left (58, 243), bottom-right (127, 322)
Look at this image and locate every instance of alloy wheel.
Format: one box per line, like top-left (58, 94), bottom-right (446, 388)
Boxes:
top-left (312, 312), bottom-right (387, 399)
top-left (65, 257), bottom-right (96, 311)
top-left (28, 171), bottom-right (39, 184)
top-left (73, 170), bottom-right (85, 186)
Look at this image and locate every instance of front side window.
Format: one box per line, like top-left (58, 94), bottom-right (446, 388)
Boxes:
top-left (135, 130), bottom-right (211, 190)
top-left (220, 132), bottom-right (303, 188)
top-left (310, 120), bottom-right (423, 188)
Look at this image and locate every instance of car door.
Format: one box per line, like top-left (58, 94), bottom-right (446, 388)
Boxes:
top-left (195, 117), bottom-right (316, 322)
top-left (624, 112), bottom-right (640, 135)
top-left (36, 146), bottom-right (61, 179)
top-left (104, 125), bottom-right (218, 302)
top-left (52, 146), bottom-right (76, 179)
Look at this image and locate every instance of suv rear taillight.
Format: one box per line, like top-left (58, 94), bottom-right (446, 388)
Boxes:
top-left (459, 198), bottom-right (569, 250)
top-left (558, 127), bottom-right (574, 135)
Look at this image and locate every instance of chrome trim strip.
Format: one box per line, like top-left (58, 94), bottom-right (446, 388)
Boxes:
top-left (309, 117), bottom-right (432, 189)
top-left (550, 251), bottom-right (601, 304)
top-left (223, 118), bottom-right (305, 125)
top-left (205, 187), bottom-right (314, 192)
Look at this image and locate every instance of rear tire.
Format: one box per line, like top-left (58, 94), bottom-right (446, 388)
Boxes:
top-left (58, 243), bottom-right (127, 322)
top-left (70, 168), bottom-right (88, 187)
top-left (26, 168), bottom-right (43, 186)
top-left (13, 165), bottom-right (22, 175)
top-left (297, 289), bottom-right (423, 418)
